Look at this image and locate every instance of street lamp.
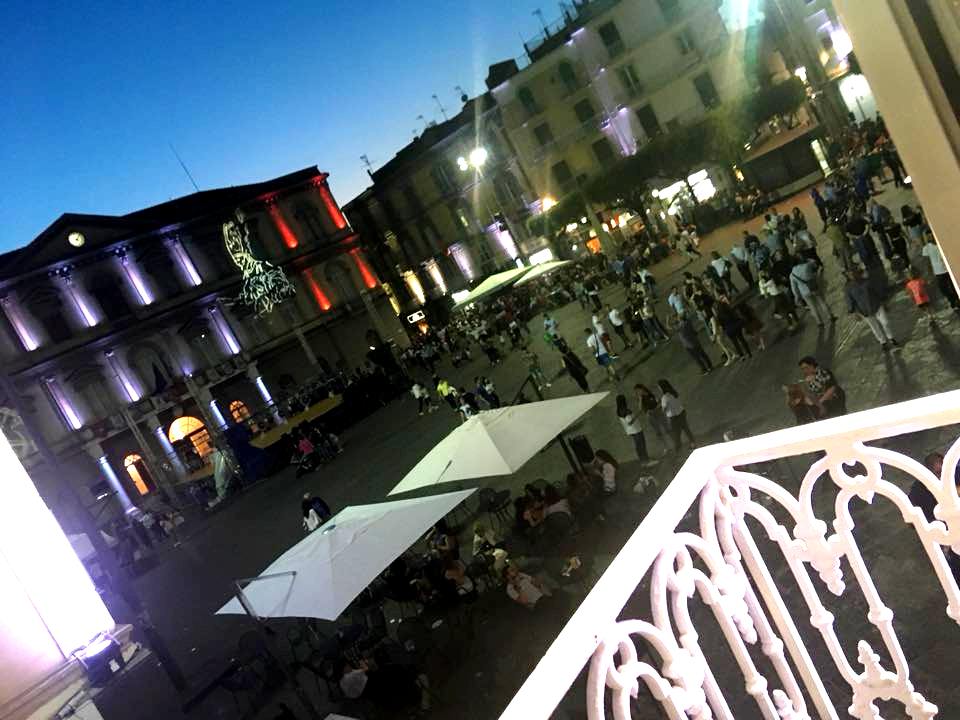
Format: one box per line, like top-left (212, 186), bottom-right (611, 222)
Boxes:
top-left (541, 195), bottom-right (558, 211)
top-left (457, 146), bottom-right (489, 174)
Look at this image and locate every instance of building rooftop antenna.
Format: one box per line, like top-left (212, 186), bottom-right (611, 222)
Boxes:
top-left (169, 143), bottom-right (200, 192)
top-left (432, 94), bottom-right (449, 121)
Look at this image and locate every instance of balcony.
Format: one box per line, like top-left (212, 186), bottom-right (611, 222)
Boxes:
top-left (503, 390), bottom-right (960, 719)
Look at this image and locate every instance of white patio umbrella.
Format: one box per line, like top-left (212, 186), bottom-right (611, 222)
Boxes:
top-left (388, 392), bottom-right (608, 496)
top-left (513, 259), bottom-right (571, 285)
top-left (216, 488), bottom-right (475, 621)
top-left (452, 266), bottom-right (531, 310)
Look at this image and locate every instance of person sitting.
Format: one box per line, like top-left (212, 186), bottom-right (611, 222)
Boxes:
top-left (442, 557), bottom-right (477, 601)
top-left (504, 562), bottom-right (553, 610)
top-left (472, 521), bottom-right (501, 556)
top-left (428, 520), bottom-right (459, 560)
top-left (589, 449), bottom-right (620, 494)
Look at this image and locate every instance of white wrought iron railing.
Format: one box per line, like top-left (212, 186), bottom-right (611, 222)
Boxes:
top-left (501, 389), bottom-right (960, 720)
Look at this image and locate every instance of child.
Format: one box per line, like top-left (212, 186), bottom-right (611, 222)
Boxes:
top-left (905, 268), bottom-right (935, 325)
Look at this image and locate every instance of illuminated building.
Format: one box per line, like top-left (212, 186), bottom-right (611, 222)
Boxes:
top-left (0, 166), bottom-right (404, 521)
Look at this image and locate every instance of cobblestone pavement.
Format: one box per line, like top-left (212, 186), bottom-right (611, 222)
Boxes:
top-left (116, 180), bottom-right (960, 719)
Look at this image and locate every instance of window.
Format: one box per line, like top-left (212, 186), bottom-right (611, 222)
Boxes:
top-left (676, 27), bottom-right (696, 54)
top-left (431, 162), bottom-right (456, 195)
top-left (693, 71), bottom-right (720, 108)
top-left (657, 0), bottom-right (681, 22)
top-left (551, 160), bottom-right (574, 188)
top-left (169, 416), bottom-right (214, 459)
top-left (598, 21), bottom-right (625, 58)
top-left (557, 61), bottom-right (579, 93)
top-left (533, 122), bottom-right (554, 147)
top-left (77, 380), bottom-right (114, 422)
top-left (229, 400), bottom-right (251, 423)
top-left (402, 186), bottom-right (422, 212)
top-left (573, 98), bottom-right (596, 123)
top-left (617, 64), bottom-right (643, 97)
top-left (592, 138), bottom-right (617, 166)
top-left (123, 454), bottom-right (152, 496)
top-left (87, 272), bottom-right (132, 320)
top-left (518, 87), bottom-right (539, 116)
top-left (636, 104), bottom-right (662, 138)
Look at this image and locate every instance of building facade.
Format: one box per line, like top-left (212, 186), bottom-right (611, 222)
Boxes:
top-left (487, 0), bottom-right (749, 206)
top-left (0, 166), bottom-right (403, 523)
top-left (344, 94), bottom-right (542, 317)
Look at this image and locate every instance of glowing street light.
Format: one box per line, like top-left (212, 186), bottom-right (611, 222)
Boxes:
top-left (468, 146), bottom-right (488, 168)
top-left (541, 196), bottom-right (558, 211)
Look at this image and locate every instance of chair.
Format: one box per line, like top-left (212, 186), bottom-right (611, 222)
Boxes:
top-left (477, 488), bottom-right (512, 531)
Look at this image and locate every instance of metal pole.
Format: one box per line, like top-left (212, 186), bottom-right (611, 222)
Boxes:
top-left (233, 575), bottom-right (323, 720)
top-left (0, 370), bottom-right (187, 690)
top-left (525, 374), bottom-right (584, 474)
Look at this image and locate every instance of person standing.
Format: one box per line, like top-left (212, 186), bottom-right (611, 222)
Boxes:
top-left (789, 256), bottom-right (835, 327)
top-left (639, 295), bottom-right (669, 345)
top-left (562, 346), bottom-right (590, 393)
top-left (606, 304), bottom-right (633, 350)
top-left (714, 295), bottom-right (752, 359)
top-left (410, 381), bottom-right (437, 416)
top-left (759, 270), bottom-right (799, 332)
top-left (658, 379), bottom-right (695, 451)
top-left (591, 312), bottom-right (615, 355)
top-left (615, 394), bottom-right (657, 466)
top-left (585, 278), bottom-right (603, 311)
top-left (921, 233), bottom-right (960, 311)
top-left (810, 187), bottom-right (829, 228)
top-left (729, 240), bottom-right (754, 288)
top-left (845, 267), bottom-right (899, 350)
top-left (543, 312), bottom-right (561, 346)
top-left (585, 328), bottom-right (618, 382)
top-left (434, 376), bottom-right (459, 410)
top-left (671, 314), bottom-right (713, 375)
top-left (635, 383), bottom-right (669, 449)
top-left (904, 268), bottom-right (936, 325)
top-left (523, 348), bottom-right (551, 391)
top-left (709, 251), bottom-right (738, 295)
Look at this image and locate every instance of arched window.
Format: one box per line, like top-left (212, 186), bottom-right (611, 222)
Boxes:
top-left (168, 416), bottom-right (213, 459)
top-left (229, 400), bottom-right (251, 423)
top-left (123, 453), bottom-right (152, 495)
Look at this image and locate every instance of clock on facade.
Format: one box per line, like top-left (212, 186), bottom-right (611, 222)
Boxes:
top-left (67, 231), bottom-right (85, 248)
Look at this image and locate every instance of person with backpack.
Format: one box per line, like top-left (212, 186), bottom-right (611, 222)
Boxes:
top-left (585, 327), bottom-right (618, 382)
top-left (789, 256), bottom-right (835, 327)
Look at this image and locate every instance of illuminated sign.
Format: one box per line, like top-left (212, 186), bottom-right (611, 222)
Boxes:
top-left (406, 310), bottom-right (426, 324)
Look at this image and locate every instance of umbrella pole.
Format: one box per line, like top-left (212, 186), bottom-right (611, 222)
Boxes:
top-left (524, 375), bottom-right (584, 474)
top-left (233, 575), bottom-right (324, 720)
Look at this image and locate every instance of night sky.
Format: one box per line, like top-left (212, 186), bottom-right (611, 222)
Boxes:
top-left (0, 0), bottom-right (549, 250)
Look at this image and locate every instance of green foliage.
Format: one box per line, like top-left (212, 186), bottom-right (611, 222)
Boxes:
top-left (748, 76), bottom-right (806, 125)
top-left (526, 194), bottom-right (586, 238)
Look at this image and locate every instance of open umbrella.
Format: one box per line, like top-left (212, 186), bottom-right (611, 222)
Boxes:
top-left (216, 488), bottom-right (475, 621)
top-left (388, 392), bottom-right (607, 496)
top-left (513, 259), bottom-right (572, 285)
top-left (452, 266), bottom-right (531, 310)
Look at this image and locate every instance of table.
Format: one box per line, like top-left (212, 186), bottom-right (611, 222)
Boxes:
top-left (250, 395), bottom-right (343, 448)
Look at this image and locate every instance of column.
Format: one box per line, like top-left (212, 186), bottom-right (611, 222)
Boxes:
top-left (833, 0), bottom-right (960, 290)
top-left (246, 362), bottom-right (282, 424)
top-left (121, 407), bottom-right (180, 503)
top-left (294, 327), bottom-right (319, 366)
top-left (1, 294), bottom-right (39, 351)
top-left (145, 413), bottom-right (187, 482)
top-left (86, 442), bottom-right (134, 514)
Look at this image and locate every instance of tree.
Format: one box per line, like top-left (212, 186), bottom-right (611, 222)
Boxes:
top-left (526, 194), bottom-right (586, 239)
top-left (748, 76), bottom-right (807, 126)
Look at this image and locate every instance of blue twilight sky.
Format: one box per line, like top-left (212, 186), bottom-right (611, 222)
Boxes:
top-left (0, 0), bottom-right (550, 251)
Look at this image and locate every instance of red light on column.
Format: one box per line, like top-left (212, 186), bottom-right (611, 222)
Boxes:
top-left (268, 202), bottom-right (299, 249)
top-left (316, 181), bottom-right (347, 230)
top-left (305, 270), bottom-right (331, 311)
top-left (350, 249), bottom-right (378, 289)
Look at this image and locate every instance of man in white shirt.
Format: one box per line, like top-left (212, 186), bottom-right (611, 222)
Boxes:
top-left (709, 251), bottom-right (737, 295)
top-left (923, 237), bottom-right (960, 310)
top-left (605, 303), bottom-right (633, 349)
top-left (585, 327), bottom-right (618, 380)
top-left (729, 242), bottom-right (753, 287)
top-left (590, 313), bottom-right (614, 354)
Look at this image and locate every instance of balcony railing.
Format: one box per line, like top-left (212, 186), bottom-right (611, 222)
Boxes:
top-left (502, 390), bottom-right (960, 719)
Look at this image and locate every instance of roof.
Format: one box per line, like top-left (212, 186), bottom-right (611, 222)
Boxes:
top-left (371, 94), bottom-right (496, 182)
top-left (0, 166), bottom-right (324, 279)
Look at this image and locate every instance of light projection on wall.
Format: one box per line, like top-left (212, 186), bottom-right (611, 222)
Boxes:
top-left (222, 210), bottom-right (296, 316)
top-left (0, 429), bottom-right (114, 670)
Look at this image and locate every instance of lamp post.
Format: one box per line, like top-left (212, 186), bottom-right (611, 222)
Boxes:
top-left (457, 146), bottom-right (529, 265)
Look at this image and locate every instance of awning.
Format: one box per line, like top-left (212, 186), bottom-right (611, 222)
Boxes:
top-left (452, 266), bottom-right (531, 310)
top-left (514, 260), bottom-right (572, 286)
